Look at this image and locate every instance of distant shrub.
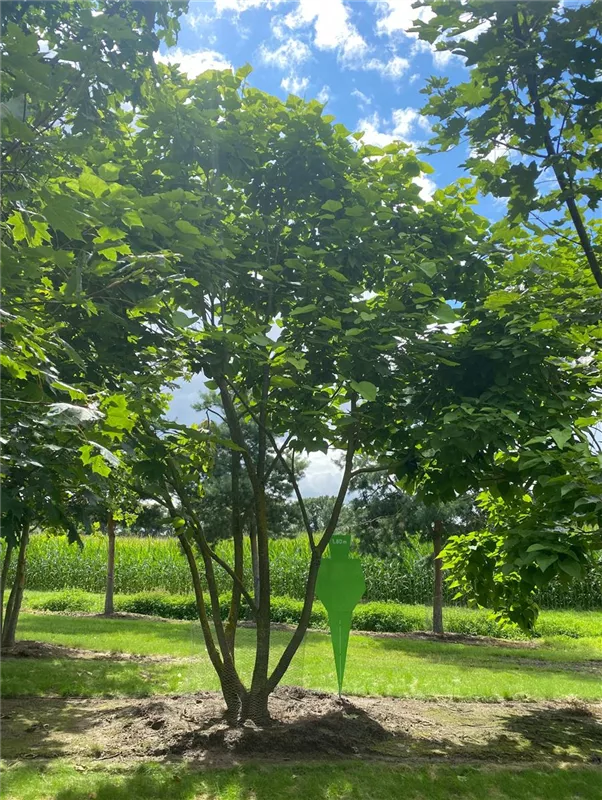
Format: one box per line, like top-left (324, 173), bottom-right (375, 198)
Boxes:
top-left (25, 589), bottom-right (600, 639)
top-left (27, 589), bottom-right (97, 613)
top-left (114, 592), bottom-right (199, 620)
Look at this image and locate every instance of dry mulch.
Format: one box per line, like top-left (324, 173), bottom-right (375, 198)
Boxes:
top-left (3, 689), bottom-right (602, 767)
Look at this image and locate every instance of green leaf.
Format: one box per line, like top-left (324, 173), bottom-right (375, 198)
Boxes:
top-left (290, 304), bottom-right (318, 316)
top-left (319, 316), bottom-right (342, 329)
top-left (484, 290), bottom-right (521, 310)
top-left (535, 553), bottom-right (558, 572)
top-left (345, 205), bottom-right (367, 218)
top-left (550, 428), bottom-right (572, 450)
top-left (78, 168), bottom-right (109, 198)
top-left (175, 220), bottom-right (201, 235)
top-left (322, 199), bottom-right (342, 212)
top-left (412, 282), bottom-right (434, 296)
top-left (236, 63), bottom-right (253, 80)
top-left (50, 381), bottom-right (87, 401)
top-left (43, 198), bottom-right (85, 240)
top-left (327, 269), bottom-right (348, 282)
top-left (350, 380), bottom-right (378, 401)
top-left (272, 375), bottom-right (298, 388)
top-left (558, 558), bottom-right (582, 578)
top-left (87, 440), bottom-right (120, 468)
top-left (122, 210), bottom-right (143, 228)
top-left (98, 162), bottom-right (122, 181)
top-left (417, 261), bottom-right (437, 278)
top-left (249, 333), bottom-right (272, 346)
top-left (104, 395), bottom-right (135, 433)
top-left (432, 303), bottom-right (457, 323)
top-left (172, 310), bottom-right (198, 328)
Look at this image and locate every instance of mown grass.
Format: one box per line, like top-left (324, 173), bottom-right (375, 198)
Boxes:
top-left (5, 612), bottom-right (602, 701)
top-left (2, 760), bottom-right (602, 800)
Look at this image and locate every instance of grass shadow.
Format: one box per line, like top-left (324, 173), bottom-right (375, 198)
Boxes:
top-left (1, 658), bottom-right (168, 703)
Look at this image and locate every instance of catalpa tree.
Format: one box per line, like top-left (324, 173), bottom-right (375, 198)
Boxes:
top-left (121, 64), bottom-right (498, 723)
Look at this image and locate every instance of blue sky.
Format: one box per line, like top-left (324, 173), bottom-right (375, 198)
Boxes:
top-left (161, 0), bottom-right (495, 495)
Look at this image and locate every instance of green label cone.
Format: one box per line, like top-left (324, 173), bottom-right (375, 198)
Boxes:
top-left (316, 533), bottom-right (366, 696)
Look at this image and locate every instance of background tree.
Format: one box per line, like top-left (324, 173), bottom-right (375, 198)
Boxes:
top-left (350, 471), bottom-right (484, 633)
top-left (1, 0), bottom-right (190, 644)
top-left (409, 0), bottom-right (602, 627)
top-left (416, 0), bottom-right (602, 288)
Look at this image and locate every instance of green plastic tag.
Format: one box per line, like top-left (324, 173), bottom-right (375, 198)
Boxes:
top-left (316, 533), bottom-right (366, 695)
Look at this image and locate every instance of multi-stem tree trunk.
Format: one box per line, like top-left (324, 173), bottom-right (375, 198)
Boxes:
top-left (249, 515), bottom-right (260, 606)
top-left (104, 511), bottom-right (116, 616)
top-left (225, 452), bottom-right (243, 657)
top-left (0, 539), bottom-right (15, 637)
top-left (2, 521), bottom-right (30, 649)
top-left (432, 520), bottom-right (444, 635)
top-left (157, 380), bottom-right (358, 725)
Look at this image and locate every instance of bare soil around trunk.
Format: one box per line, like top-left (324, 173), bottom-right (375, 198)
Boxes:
top-left (3, 689), bottom-right (602, 768)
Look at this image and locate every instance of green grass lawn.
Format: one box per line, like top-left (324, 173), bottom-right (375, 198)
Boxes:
top-left (6, 612), bottom-right (602, 701)
top-left (3, 760), bottom-right (602, 800)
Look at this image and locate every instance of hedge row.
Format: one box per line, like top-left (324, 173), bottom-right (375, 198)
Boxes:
top-left (24, 589), bottom-right (602, 639)
top-left (12, 533), bottom-right (602, 610)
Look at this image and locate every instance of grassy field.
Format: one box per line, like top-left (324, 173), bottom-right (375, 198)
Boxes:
top-left (5, 611), bottom-right (602, 701)
top-left (3, 761), bottom-right (602, 800)
top-left (4, 608), bottom-right (602, 800)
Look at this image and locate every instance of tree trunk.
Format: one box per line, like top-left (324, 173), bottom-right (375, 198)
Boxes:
top-left (249, 515), bottom-right (260, 606)
top-left (2, 521), bottom-right (30, 650)
top-left (247, 485), bottom-right (271, 724)
top-left (432, 520), bottom-right (444, 635)
top-left (104, 511), bottom-right (116, 616)
top-left (0, 539), bottom-right (15, 636)
top-left (225, 452), bottom-right (243, 657)
top-left (178, 532), bottom-right (247, 722)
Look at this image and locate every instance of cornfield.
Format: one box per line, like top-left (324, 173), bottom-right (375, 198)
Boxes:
top-left (7, 533), bottom-right (602, 609)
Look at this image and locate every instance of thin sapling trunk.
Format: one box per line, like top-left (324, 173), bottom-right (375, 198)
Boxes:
top-left (104, 511), bottom-right (116, 616)
top-left (0, 539), bottom-right (14, 636)
top-left (432, 520), bottom-right (444, 635)
top-left (2, 520), bottom-right (30, 649)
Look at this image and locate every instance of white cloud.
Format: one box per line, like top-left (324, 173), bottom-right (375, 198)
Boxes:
top-left (410, 37), bottom-right (463, 69)
top-left (375, 0), bottom-right (435, 38)
top-left (281, 73), bottom-right (310, 95)
top-left (259, 38), bottom-right (312, 68)
top-left (155, 48), bottom-right (232, 77)
top-left (298, 449), bottom-right (345, 498)
top-left (358, 107), bottom-right (430, 148)
top-left (186, 8), bottom-right (218, 29)
top-left (358, 114), bottom-right (398, 148)
top-left (390, 107), bottom-right (430, 139)
top-left (375, 1), bottom-right (472, 69)
top-left (275, 0), bottom-right (369, 64)
top-left (363, 54), bottom-right (410, 80)
top-left (317, 85), bottom-right (331, 103)
top-left (214, 0), bottom-right (284, 12)
top-left (414, 174), bottom-right (436, 201)
top-left (352, 89), bottom-right (373, 109)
